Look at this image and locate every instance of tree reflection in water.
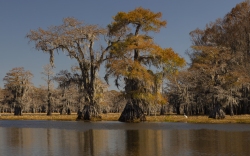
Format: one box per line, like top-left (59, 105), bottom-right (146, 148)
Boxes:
top-left (0, 121), bottom-right (250, 156)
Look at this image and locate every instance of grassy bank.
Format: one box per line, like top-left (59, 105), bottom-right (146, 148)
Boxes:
top-left (0, 113), bottom-right (78, 121)
top-left (147, 114), bottom-right (250, 124)
top-left (1, 113), bottom-right (250, 123)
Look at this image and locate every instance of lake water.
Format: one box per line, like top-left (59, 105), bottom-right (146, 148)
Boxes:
top-left (0, 120), bottom-right (250, 156)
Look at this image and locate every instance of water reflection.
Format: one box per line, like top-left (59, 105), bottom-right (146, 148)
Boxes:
top-left (0, 121), bottom-right (250, 156)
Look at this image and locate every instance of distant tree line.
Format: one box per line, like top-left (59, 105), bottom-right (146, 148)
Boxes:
top-left (167, 1), bottom-right (250, 119)
top-left (0, 66), bottom-right (162, 116)
top-left (0, 67), bottom-right (129, 113)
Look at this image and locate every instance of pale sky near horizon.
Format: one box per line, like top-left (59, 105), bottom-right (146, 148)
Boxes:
top-left (0, 0), bottom-right (244, 90)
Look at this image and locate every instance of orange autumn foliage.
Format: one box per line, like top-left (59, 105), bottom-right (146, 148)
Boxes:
top-left (106, 7), bottom-right (185, 106)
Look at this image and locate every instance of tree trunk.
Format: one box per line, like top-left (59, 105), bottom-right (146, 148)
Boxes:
top-left (47, 93), bottom-right (52, 116)
top-left (118, 100), bottom-right (146, 122)
top-left (229, 103), bottom-right (234, 116)
top-left (14, 105), bottom-right (22, 116)
top-left (31, 107), bottom-right (36, 113)
top-left (209, 104), bottom-right (225, 119)
top-left (243, 101), bottom-right (248, 114)
top-left (67, 108), bottom-right (71, 115)
top-left (59, 107), bottom-right (66, 115)
top-left (146, 106), bottom-right (150, 116)
top-left (160, 105), bottom-right (165, 115)
top-left (47, 102), bottom-right (52, 116)
top-left (77, 105), bottom-right (101, 121)
top-left (176, 105), bottom-right (180, 115)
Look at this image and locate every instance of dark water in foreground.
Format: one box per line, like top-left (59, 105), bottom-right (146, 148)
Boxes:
top-left (0, 121), bottom-right (250, 156)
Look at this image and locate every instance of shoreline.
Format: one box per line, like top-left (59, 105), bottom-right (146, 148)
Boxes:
top-left (1, 113), bottom-right (250, 124)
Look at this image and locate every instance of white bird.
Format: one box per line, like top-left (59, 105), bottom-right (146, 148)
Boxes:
top-left (184, 113), bottom-right (188, 118)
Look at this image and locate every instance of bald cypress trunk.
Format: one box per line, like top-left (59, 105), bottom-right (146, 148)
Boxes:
top-left (47, 93), bottom-right (52, 116)
top-left (77, 80), bottom-right (101, 121)
top-left (77, 105), bottom-right (101, 121)
top-left (160, 104), bottom-right (166, 115)
top-left (118, 100), bottom-right (146, 122)
top-left (14, 105), bottom-right (22, 116)
top-left (209, 104), bottom-right (225, 119)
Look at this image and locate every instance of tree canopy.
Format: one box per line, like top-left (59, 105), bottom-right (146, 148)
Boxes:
top-left (3, 67), bottom-right (33, 115)
top-left (27, 17), bottom-right (114, 120)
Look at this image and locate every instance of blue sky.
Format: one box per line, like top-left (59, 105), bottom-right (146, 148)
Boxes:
top-left (0, 0), bottom-right (244, 90)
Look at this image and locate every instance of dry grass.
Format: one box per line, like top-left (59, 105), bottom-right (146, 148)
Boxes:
top-left (147, 114), bottom-right (250, 124)
top-left (0, 113), bottom-right (78, 121)
top-left (100, 113), bottom-right (120, 121)
top-left (1, 113), bottom-right (250, 123)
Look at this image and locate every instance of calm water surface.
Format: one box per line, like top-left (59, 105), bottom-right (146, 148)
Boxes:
top-left (0, 120), bottom-right (250, 156)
